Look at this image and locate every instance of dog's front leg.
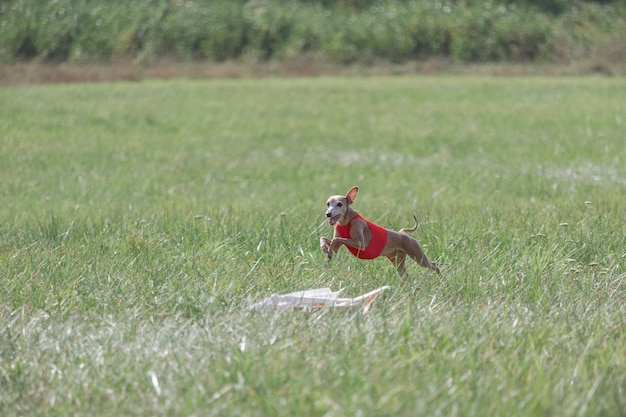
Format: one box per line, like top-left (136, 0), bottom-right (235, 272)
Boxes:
top-left (320, 236), bottom-right (343, 260)
top-left (320, 237), bottom-right (332, 258)
top-left (328, 225), bottom-right (366, 258)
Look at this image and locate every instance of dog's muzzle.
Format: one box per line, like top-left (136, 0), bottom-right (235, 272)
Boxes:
top-left (326, 212), bottom-right (340, 226)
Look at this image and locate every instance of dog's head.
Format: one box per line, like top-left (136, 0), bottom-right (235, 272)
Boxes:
top-left (325, 186), bottom-right (358, 226)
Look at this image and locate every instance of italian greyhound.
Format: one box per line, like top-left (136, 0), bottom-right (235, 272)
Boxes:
top-left (320, 186), bottom-right (441, 276)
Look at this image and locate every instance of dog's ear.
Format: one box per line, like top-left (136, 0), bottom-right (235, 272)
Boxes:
top-left (345, 186), bottom-right (359, 204)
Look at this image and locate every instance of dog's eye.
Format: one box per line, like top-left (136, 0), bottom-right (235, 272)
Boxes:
top-left (337, 202), bottom-right (343, 207)
top-left (326, 202), bottom-right (330, 207)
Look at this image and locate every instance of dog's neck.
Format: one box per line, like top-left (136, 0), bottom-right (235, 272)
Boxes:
top-left (337, 207), bottom-right (359, 227)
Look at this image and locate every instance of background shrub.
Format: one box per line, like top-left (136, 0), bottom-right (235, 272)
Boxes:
top-left (242, 1), bottom-right (299, 59)
top-left (0, 0), bottom-right (624, 65)
top-left (449, 4), bottom-right (553, 62)
top-left (156, 2), bottom-right (246, 61)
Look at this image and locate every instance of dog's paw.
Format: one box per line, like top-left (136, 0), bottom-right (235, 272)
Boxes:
top-left (320, 237), bottom-right (331, 253)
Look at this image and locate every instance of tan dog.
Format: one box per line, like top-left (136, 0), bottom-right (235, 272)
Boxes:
top-left (320, 186), bottom-right (441, 276)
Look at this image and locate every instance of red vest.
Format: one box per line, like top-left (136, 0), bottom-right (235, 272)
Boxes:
top-left (335, 214), bottom-right (388, 260)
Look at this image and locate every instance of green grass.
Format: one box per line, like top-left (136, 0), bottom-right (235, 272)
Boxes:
top-left (1, 76), bottom-right (625, 416)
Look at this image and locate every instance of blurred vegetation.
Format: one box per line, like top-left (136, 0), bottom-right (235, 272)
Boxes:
top-left (0, 0), bottom-right (624, 65)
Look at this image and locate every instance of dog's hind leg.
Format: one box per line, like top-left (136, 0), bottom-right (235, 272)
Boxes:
top-left (402, 235), bottom-right (441, 275)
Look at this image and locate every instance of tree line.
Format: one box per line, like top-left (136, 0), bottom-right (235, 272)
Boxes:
top-left (1, 0), bottom-right (624, 64)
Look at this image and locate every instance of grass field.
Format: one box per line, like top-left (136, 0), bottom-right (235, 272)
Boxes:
top-left (1, 76), bottom-right (625, 416)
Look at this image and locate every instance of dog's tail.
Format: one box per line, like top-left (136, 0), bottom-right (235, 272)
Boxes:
top-left (398, 214), bottom-right (419, 234)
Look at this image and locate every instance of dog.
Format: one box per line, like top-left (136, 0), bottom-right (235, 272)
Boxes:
top-left (320, 186), bottom-right (441, 276)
